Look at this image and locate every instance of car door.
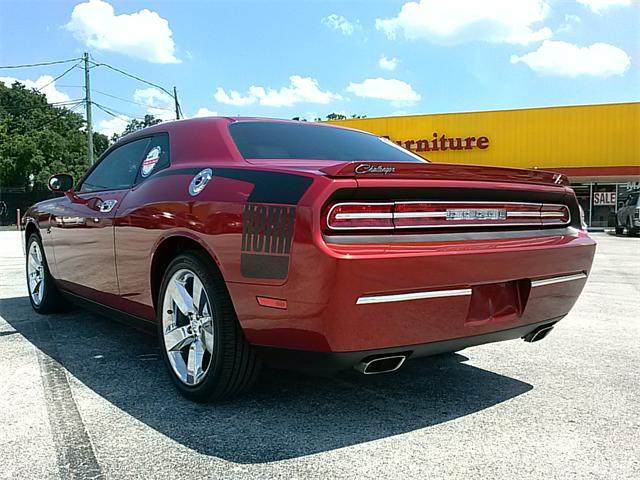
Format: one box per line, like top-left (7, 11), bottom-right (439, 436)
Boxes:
top-left (50, 136), bottom-right (151, 305)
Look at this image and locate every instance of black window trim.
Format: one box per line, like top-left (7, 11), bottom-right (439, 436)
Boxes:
top-left (76, 132), bottom-right (170, 193)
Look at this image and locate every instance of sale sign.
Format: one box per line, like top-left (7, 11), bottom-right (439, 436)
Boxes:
top-left (593, 192), bottom-right (616, 206)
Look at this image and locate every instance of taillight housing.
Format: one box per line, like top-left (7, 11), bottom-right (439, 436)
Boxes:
top-left (324, 201), bottom-right (571, 232)
top-left (326, 203), bottom-right (393, 230)
top-left (541, 204), bottom-right (571, 225)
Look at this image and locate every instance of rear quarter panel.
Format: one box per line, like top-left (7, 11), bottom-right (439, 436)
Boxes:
top-left (114, 163), bottom-right (321, 320)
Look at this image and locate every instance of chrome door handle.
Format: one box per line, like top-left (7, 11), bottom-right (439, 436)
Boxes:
top-left (99, 199), bottom-right (118, 213)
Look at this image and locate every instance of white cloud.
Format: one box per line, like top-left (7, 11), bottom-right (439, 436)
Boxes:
top-left (194, 108), bottom-right (218, 118)
top-left (576, 0), bottom-right (631, 14)
top-left (510, 40), bottom-right (631, 77)
top-left (214, 76), bottom-right (342, 108)
top-left (214, 88), bottom-right (255, 106)
top-left (346, 78), bottom-right (421, 105)
top-left (66, 0), bottom-right (179, 63)
top-left (0, 75), bottom-right (71, 104)
top-left (321, 14), bottom-right (360, 35)
top-left (376, 0), bottom-right (552, 45)
top-left (378, 56), bottom-right (399, 71)
top-left (133, 87), bottom-right (175, 120)
top-left (97, 114), bottom-right (129, 137)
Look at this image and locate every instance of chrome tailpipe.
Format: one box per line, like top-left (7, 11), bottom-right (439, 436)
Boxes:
top-left (355, 355), bottom-right (407, 375)
top-left (523, 324), bottom-right (555, 343)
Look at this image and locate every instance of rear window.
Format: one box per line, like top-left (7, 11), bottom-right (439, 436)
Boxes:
top-left (229, 121), bottom-right (427, 163)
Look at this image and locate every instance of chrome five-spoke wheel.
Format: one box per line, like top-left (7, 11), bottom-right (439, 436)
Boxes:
top-left (27, 239), bottom-right (45, 305)
top-left (161, 268), bottom-right (215, 386)
top-left (158, 252), bottom-right (261, 401)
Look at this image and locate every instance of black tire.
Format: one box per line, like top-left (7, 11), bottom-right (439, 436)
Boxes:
top-left (157, 251), bottom-right (261, 402)
top-left (628, 219), bottom-right (639, 236)
top-left (25, 234), bottom-right (69, 314)
top-left (615, 224), bottom-right (624, 235)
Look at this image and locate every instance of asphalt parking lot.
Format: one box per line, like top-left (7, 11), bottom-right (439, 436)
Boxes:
top-left (1, 230), bottom-right (639, 479)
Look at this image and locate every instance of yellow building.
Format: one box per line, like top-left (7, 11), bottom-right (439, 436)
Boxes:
top-left (330, 102), bottom-right (640, 228)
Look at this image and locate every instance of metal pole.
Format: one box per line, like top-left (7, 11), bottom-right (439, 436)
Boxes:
top-left (83, 52), bottom-right (94, 164)
top-left (173, 86), bottom-right (180, 120)
top-left (588, 182), bottom-right (593, 228)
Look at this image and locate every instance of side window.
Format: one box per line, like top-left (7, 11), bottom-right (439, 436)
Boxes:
top-left (136, 134), bottom-right (170, 183)
top-left (80, 138), bottom-right (151, 193)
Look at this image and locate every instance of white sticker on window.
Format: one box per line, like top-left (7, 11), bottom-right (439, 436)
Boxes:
top-left (141, 146), bottom-right (161, 177)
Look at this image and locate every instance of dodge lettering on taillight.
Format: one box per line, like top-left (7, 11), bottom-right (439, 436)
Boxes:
top-left (445, 209), bottom-right (507, 221)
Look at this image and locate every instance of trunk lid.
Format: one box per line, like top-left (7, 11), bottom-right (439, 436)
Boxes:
top-left (319, 161), bottom-right (569, 188)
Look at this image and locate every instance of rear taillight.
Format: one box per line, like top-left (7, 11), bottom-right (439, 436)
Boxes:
top-left (541, 204), bottom-right (571, 225)
top-left (325, 202), bottom-right (571, 231)
top-left (326, 203), bottom-right (394, 230)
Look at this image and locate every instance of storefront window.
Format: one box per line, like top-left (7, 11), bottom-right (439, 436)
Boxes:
top-left (572, 184), bottom-right (591, 227)
top-left (570, 182), bottom-right (637, 229)
top-left (591, 184), bottom-right (617, 228)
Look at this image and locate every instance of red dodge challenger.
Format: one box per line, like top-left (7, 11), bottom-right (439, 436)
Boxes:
top-left (23, 117), bottom-right (596, 401)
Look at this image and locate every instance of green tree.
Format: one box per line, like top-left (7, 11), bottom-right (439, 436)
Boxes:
top-left (326, 112), bottom-right (347, 121)
top-left (93, 131), bottom-right (110, 158)
top-left (0, 82), bottom-right (100, 190)
top-left (315, 113), bottom-right (367, 122)
top-left (111, 114), bottom-right (162, 142)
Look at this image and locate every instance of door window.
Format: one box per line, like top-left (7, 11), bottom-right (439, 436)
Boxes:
top-left (79, 137), bottom-right (151, 192)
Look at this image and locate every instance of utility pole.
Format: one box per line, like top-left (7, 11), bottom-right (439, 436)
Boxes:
top-left (173, 86), bottom-right (180, 120)
top-left (83, 52), bottom-right (94, 164)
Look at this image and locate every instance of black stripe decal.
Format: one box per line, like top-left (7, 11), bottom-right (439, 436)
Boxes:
top-left (240, 204), bottom-right (296, 279)
top-left (156, 167), bottom-right (313, 205)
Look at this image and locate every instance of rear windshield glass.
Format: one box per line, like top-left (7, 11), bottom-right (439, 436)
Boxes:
top-left (229, 121), bottom-right (427, 163)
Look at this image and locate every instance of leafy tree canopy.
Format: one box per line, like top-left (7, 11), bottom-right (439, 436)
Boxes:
top-left (0, 82), bottom-right (109, 190)
top-left (111, 114), bottom-right (162, 142)
top-left (313, 113), bottom-right (367, 121)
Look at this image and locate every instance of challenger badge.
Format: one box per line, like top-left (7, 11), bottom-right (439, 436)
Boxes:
top-left (354, 164), bottom-right (396, 175)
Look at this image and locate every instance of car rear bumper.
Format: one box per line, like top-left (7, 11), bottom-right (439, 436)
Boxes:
top-left (228, 229), bottom-right (596, 353)
top-left (254, 318), bottom-right (562, 373)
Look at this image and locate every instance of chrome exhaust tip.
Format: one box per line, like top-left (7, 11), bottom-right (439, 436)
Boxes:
top-left (355, 355), bottom-right (407, 375)
top-left (523, 324), bottom-right (555, 343)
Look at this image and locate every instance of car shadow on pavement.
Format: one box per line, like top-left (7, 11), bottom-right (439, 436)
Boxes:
top-left (1, 295), bottom-right (533, 464)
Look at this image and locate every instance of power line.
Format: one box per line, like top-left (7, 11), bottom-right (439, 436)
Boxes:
top-left (92, 101), bottom-right (144, 121)
top-left (0, 58), bottom-right (82, 69)
top-left (92, 88), bottom-right (175, 112)
top-left (20, 102), bottom-right (85, 135)
top-left (35, 61), bottom-right (82, 93)
top-left (51, 98), bottom-right (85, 106)
top-left (88, 59), bottom-right (174, 97)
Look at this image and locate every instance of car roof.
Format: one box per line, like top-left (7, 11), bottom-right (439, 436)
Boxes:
top-left (116, 116), bottom-right (367, 143)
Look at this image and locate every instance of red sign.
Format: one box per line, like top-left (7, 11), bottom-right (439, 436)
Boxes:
top-left (387, 133), bottom-right (490, 152)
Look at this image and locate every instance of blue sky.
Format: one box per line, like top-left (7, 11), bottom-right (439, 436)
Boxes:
top-left (0, 0), bottom-right (638, 136)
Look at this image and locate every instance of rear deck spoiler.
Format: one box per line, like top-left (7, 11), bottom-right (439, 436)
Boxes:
top-left (319, 162), bottom-right (570, 187)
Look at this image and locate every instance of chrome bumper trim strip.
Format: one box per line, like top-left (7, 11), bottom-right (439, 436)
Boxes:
top-left (531, 272), bottom-right (587, 287)
top-left (356, 287), bottom-right (472, 305)
top-left (356, 272), bottom-right (587, 305)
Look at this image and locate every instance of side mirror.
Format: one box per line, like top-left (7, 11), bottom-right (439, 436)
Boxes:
top-left (48, 174), bottom-right (74, 193)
